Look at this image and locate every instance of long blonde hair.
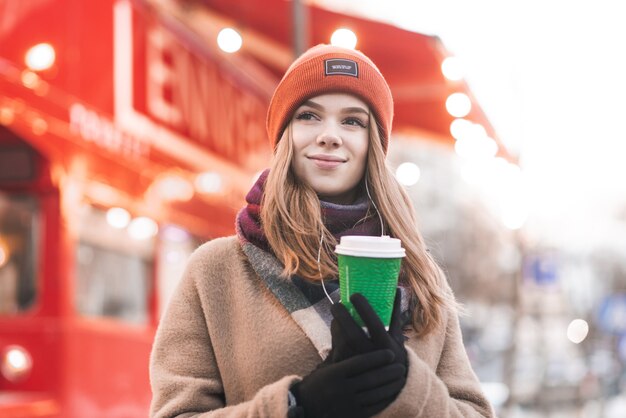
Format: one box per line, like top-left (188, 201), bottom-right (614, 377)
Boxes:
top-left (261, 115), bottom-right (455, 336)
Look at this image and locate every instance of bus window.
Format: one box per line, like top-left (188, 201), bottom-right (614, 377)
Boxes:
top-left (0, 194), bottom-right (39, 314)
top-left (157, 225), bottom-right (202, 317)
top-left (75, 206), bottom-right (154, 324)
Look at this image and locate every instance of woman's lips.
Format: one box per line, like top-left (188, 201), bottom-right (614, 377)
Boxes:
top-left (308, 155), bottom-right (346, 169)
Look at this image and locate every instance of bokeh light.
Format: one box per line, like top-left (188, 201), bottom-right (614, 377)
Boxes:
top-left (25, 43), bottom-right (55, 71)
top-left (195, 172), bottom-right (223, 194)
top-left (155, 175), bottom-right (194, 201)
top-left (162, 225), bottom-right (190, 243)
top-left (128, 217), bottom-right (158, 240)
top-left (330, 28), bottom-right (358, 49)
top-left (446, 92), bottom-right (472, 118)
top-left (1, 345), bottom-right (33, 382)
top-left (106, 207), bottom-right (131, 229)
top-left (441, 56), bottom-right (464, 81)
top-left (395, 162), bottom-right (421, 186)
top-left (217, 28), bottom-right (242, 53)
top-left (450, 118), bottom-right (473, 140)
top-left (567, 319), bottom-right (589, 344)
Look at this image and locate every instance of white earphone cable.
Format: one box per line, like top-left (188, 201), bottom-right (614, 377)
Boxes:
top-left (365, 177), bottom-right (384, 236)
top-left (317, 233), bottom-right (335, 304)
top-left (317, 177), bottom-right (383, 305)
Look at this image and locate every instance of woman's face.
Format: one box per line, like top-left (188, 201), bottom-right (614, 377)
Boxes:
top-left (290, 93), bottom-right (370, 204)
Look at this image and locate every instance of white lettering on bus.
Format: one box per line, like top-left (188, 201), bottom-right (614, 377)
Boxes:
top-left (144, 26), bottom-right (266, 163)
top-left (146, 29), bottom-right (183, 127)
top-left (69, 103), bottom-right (148, 159)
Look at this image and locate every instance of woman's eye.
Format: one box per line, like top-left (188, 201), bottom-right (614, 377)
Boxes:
top-left (295, 111), bottom-right (318, 121)
top-left (344, 117), bottom-right (367, 128)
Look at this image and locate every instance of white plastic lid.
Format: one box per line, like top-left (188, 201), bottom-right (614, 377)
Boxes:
top-left (335, 235), bottom-right (405, 258)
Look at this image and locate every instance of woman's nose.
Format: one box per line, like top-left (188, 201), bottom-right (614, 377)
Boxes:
top-left (316, 124), bottom-right (342, 147)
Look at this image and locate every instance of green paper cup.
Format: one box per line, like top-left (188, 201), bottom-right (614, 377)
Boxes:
top-left (335, 235), bottom-right (405, 328)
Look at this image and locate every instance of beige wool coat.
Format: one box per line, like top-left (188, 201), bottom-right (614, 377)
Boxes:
top-left (149, 236), bottom-right (494, 417)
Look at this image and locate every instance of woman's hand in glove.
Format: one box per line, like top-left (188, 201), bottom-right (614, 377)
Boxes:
top-left (290, 349), bottom-right (406, 418)
top-left (327, 289), bottom-right (408, 374)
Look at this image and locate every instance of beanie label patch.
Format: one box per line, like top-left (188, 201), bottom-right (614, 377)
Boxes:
top-left (324, 59), bottom-right (358, 77)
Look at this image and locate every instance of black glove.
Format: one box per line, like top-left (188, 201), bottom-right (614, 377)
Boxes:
top-left (290, 349), bottom-right (406, 418)
top-left (327, 289), bottom-right (408, 373)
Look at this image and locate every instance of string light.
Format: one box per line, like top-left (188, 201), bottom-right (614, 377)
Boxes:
top-left (25, 43), bottom-right (56, 71)
top-left (217, 28), bottom-right (242, 53)
top-left (441, 56), bottom-right (464, 81)
top-left (446, 92), bottom-right (472, 118)
top-left (330, 28), bottom-right (358, 49)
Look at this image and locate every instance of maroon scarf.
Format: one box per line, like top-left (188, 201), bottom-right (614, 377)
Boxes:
top-left (236, 169), bottom-right (383, 253)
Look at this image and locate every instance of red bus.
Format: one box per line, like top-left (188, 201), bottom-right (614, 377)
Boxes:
top-left (0, 1), bottom-right (271, 416)
top-left (0, 0), bottom-right (501, 416)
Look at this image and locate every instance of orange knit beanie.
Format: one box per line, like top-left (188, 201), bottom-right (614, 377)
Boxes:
top-left (266, 44), bottom-right (394, 153)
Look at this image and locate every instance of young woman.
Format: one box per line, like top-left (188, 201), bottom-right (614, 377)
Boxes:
top-left (149, 44), bottom-right (494, 418)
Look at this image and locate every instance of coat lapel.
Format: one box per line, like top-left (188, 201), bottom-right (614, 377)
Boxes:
top-left (241, 242), bottom-right (337, 359)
